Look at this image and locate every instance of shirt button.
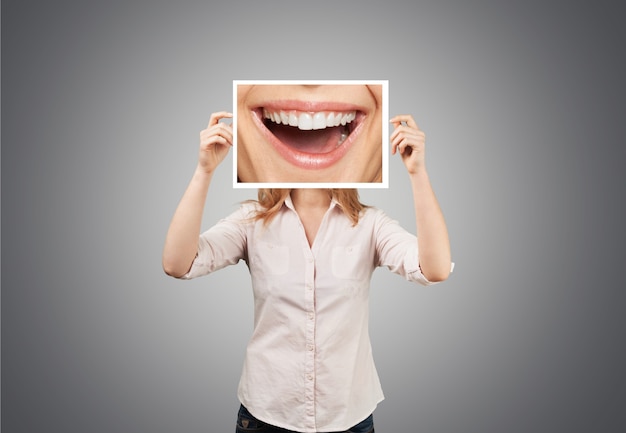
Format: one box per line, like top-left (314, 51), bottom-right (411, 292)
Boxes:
top-left (308, 313), bottom-right (314, 320)
top-left (307, 374), bottom-right (313, 381)
top-left (308, 344), bottom-right (314, 351)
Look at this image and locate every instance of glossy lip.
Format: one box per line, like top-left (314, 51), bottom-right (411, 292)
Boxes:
top-left (250, 100), bottom-right (367, 170)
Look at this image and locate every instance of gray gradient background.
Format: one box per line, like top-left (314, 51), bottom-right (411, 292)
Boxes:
top-left (2, 0), bottom-right (625, 432)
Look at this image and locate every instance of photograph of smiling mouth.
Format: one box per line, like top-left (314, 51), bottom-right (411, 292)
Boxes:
top-left (253, 106), bottom-right (366, 169)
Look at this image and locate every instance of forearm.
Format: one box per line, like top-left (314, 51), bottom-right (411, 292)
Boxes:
top-left (410, 170), bottom-right (451, 282)
top-left (162, 166), bottom-right (214, 277)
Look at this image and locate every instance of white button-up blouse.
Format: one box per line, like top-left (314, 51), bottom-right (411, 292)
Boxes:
top-left (182, 195), bottom-right (436, 432)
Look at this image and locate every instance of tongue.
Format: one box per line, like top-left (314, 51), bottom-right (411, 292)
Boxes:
top-left (268, 123), bottom-right (344, 154)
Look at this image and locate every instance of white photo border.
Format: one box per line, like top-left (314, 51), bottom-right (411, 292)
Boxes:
top-left (232, 79), bottom-right (389, 189)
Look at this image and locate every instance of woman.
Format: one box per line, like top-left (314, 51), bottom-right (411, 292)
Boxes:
top-left (163, 111), bottom-right (451, 433)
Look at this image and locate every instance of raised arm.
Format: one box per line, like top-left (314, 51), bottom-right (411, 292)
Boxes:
top-left (162, 111), bottom-right (233, 277)
top-left (390, 114), bottom-right (451, 282)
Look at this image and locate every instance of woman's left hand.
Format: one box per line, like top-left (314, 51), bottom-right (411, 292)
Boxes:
top-left (390, 114), bottom-right (426, 174)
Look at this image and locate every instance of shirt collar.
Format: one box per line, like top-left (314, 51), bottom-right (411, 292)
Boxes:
top-left (284, 192), bottom-right (339, 212)
top-left (284, 194), bottom-right (296, 211)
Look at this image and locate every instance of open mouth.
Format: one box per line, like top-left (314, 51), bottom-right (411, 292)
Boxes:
top-left (263, 108), bottom-right (357, 153)
top-left (251, 106), bottom-right (365, 170)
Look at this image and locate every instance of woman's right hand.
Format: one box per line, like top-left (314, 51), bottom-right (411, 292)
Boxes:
top-left (198, 111), bottom-right (233, 173)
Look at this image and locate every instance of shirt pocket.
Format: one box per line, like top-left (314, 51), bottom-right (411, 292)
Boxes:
top-left (251, 241), bottom-right (290, 276)
top-left (331, 243), bottom-right (368, 280)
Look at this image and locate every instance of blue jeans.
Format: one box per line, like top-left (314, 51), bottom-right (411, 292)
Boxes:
top-left (235, 405), bottom-right (375, 433)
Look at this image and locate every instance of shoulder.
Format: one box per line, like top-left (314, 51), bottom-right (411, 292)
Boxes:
top-left (359, 206), bottom-right (392, 225)
top-left (343, 206), bottom-right (398, 237)
top-left (360, 206), bottom-right (414, 240)
top-left (222, 201), bottom-right (261, 222)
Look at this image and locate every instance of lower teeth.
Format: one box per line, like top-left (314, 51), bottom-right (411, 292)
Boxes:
top-left (337, 126), bottom-right (350, 147)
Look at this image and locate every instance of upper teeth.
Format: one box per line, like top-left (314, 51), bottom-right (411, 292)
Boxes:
top-left (263, 109), bottom-right (356, 131)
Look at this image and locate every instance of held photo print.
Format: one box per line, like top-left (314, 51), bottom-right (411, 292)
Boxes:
top-left (233, 80), bottom-right (389, 189)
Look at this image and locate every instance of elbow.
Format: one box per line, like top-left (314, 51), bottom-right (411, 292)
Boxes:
top-left (163, 264), bottom-right (184, 279)
top-left (420, 261), bottom-right (452, 283)
top-left (162, 242), bottom-right (199, 278)
top-left (162, 255), bottom-right (191, 279)
top-left (424, 271), bottom-right (450, 283)
top-left (162, 263), bottom-right (183, 279)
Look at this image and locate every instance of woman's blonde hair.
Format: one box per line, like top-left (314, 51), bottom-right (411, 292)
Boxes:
top-left (252, 189), bottom-right (366, 226)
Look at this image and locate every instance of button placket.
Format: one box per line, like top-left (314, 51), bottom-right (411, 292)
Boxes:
top-left (303, 250), bottom-right (316, 429)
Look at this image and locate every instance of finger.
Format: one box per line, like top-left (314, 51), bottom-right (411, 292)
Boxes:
top-left (201, 127), bottom-right (231, 144)
top-left (397, 138), bottom-right (407, 155)
top-left (390, 134), bottom-right (404, 147)
top-left (389, 132), bottom-right (401, 150)
top-left (390, 114), bottom-right (418, 129)
top-left (390, 124), bottom-right (407, 140)
top-left (390, 131), bottom-right (410, 149)
top-left (201, 134), bottom-right (231, 150)
top-left (391, 125), bottom-right (417, 137)
top-left (390, 127), bottom-right (419, 145)
top-left (220, 131), bottom-right (233, 146)
top-left (391, 135), bottom-right (412, 155)
top-left (208, 111), bottom-right (233, 127)
top-left (213, 123), bottom-right (234, 140)
top-left (390, 120), bottom-right (402, 130)
top-left (202, 123), bottom-right (234, 141)
top-left (390, 131), bottom-right (402, 154)
top-left (391, 139), bottom-right (398, 155)
top-left (218, 128), bottom-right (234, 144)
top-left (214, 129), bottom-right (234, 144)
top-left (390, 125), bottom-right (410, 142)
top-left (390, 114), bottom-right (419, 130)
top-left (389, 115), bottom-right (403, 125)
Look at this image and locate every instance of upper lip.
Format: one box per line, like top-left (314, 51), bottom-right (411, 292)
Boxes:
top-left (258, 100), bottom-right (367, 113)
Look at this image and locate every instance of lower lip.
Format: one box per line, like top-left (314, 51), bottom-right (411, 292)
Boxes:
top-left (251, 110), bottom-right (364, 170)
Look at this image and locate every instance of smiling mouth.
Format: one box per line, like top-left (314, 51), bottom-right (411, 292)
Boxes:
top-left (262, 108), bottom-right (358, 154)
top-left (249, 105), bottom-right (365, 171)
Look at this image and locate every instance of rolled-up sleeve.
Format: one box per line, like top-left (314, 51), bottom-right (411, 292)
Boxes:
top-left (180, 206), bottom-right (250, 280)
top-left (374, 209), bottom-right (435, 286)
